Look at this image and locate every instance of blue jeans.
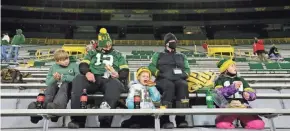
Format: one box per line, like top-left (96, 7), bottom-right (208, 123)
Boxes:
top-left (8, 46), bottom-right (20, 62)
top-left (1, 45), bottom-right (9, 62)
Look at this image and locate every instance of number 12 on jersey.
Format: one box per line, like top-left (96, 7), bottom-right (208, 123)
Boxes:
top-left (95, 53), bottom-right (114, 66)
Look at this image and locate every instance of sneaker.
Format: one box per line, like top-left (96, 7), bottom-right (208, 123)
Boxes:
top-left (46, 103), bottom-right (60, 122)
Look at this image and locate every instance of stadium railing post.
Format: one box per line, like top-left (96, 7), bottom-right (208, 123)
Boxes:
top-left (42, 115), bottom-right (50, 131)
top-left (154, 114), bottom-right (161, 131)
top-left (265, 114), bottom-right (279, 131)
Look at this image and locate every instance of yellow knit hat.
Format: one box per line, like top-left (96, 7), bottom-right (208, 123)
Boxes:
top-left (216, 59), bottom-right (235, 73)
top-left (136, 67), bottom-right (152, 79)
top-left (99, 28), bottom-right (107, 34)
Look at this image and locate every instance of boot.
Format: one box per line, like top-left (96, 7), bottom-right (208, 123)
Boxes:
top-left (46, 103), bottom-right (60, 122)
top-left (68, 121), bottom-right (85, 129)
top-left (99, 116), bottom-right (112, 128)
top-left (175, 101), bottom-right (189, 128)
top-left (176, 116), bottom-right (188, 128)
top-left (28, 102), bottom-right (43, 124)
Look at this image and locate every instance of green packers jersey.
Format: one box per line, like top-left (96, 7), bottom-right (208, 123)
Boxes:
top-left (83, 50), bottom-right (128, 75)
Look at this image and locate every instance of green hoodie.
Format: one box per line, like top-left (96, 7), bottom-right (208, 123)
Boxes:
top-left (11, 29), bottom-right (25, 45)
top-left (45, 62), bottom-right (80, 87)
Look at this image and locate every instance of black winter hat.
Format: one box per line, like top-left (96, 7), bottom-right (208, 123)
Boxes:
top-left (164, 33), bottom-right (177, 44)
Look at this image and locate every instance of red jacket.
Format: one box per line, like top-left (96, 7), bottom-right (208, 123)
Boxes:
top-left (202, 43), bottom-right (208, 51)
top-left (253, 40), bottom-right (264, 53)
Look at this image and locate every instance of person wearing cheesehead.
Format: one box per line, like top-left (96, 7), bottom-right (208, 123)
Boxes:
top-left (121, 67), bottom-right (161, 128)
top-left (68, 28), bottom-right (129, 129)
top-left (214, 59), bottom-right (265, 129)
top-left (148, 33), bottom-right (190, 129)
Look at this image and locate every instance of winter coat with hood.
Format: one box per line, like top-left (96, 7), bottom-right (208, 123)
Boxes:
top-left (11, 29), bottom-right (25, 46)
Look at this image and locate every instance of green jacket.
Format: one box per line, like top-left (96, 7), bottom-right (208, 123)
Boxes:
top-left (45, 63), bottom-right (80, 86)
top-left (11, 29), bottom-right (25, 45)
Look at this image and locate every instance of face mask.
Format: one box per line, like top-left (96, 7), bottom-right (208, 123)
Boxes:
top-left (168, 42), bottom-right (177, 49)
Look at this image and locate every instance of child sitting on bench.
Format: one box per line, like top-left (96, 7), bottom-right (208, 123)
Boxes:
top-left (121, 67), bottom-right (161, 128)
top-left (28, 49), bottom-right (79, 123)
top-left (214, 59), bottom-right (265, 129)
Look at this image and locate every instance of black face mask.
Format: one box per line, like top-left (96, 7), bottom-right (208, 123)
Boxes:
top-left (226, 71), bottom-right (237, 77)
top-left (168, 42), bottom-right (177, 49)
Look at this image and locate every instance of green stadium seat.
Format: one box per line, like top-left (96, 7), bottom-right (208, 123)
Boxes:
top-left (248, 63), bottom-right (264, 70)
top-left (33, 61), bottom-right (46, 67)
top-left (284, 58), bottom-right (290, 62)
top-left (126, 55), bottom-right (133, 60)
top-left (132, 55), bottom-right (140, 60)
top-left (235, 57), bottom-right (247, 62)
top-left (69, 56), bottom-right (77, 63)
top-left (140, 55), bottom-right (148, 60)
top-left (188, 59), bottom-right (196, 65)
top-left (248, 62), bottom-right (264, 73)
top-left (279, 63), bottom-right (290, 69)
top-left (265, 62), bottom-right (281, 70)
top-left (131, 51), bottom-right (138, 55)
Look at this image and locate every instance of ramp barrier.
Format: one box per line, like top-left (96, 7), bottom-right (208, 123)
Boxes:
top-left (236, 49), bottom-right (256, 58)
top-left (35, 49), bottom-right (53, 61)
top-left (62, 44), bottom-right (86, 58)
top-left (207, 45), bottom-right (234, 58)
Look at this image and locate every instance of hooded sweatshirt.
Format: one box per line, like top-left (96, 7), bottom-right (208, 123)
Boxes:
top-left (11, 29), bottom-right (25, 46)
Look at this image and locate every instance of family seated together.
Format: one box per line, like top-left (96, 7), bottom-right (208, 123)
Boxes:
top-left (28, 29), bottom-right (265, 129)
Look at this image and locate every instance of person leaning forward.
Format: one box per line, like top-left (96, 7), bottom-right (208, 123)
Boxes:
top-left (148, 33), bottom-right (191, 129)
top-left (68, 28), bottom-right (129, 129)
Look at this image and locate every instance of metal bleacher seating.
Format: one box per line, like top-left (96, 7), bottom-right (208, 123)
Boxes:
top-left (2, 45), bottom-right (290, 131)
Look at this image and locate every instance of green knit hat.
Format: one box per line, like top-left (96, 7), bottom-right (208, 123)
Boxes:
top-left (98, 28), bottom-right (112, 48)
top-left (216, 59), bottom-right (235, 73)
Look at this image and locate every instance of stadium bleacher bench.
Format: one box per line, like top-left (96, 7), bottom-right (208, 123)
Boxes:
top-left (1, 108), bottom-right (290, 131)
top-left (249, 62), bottom-right (290, 73)
top-left (2, 83), bottom-right (289, 89)
top-left (2, 92), bottom-right (290, 99)
top-left (22, 77), bottom-right (290, 82)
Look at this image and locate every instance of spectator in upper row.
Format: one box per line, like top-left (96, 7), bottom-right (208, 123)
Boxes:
top-left (8, 29), bottom-right (25, 62)
top-left (1, 33), bottom-right (10, 62)
top-left (268, 44), bottom-right (282, 60)
top-left (28, 49), bottom-right (79, 123)
top-left (253, 37), bottom-right (267, 62)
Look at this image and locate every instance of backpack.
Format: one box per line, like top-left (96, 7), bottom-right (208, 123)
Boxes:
top-left (187, 71), bottom-right (217, 93)
top-left (1, 68), bottom-right (31, 83)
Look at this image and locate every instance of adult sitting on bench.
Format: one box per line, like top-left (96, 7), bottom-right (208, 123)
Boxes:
top-left (68, 28), bottom-right (129, 129)
top-left (148, 33), bottom-right (191, 129)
